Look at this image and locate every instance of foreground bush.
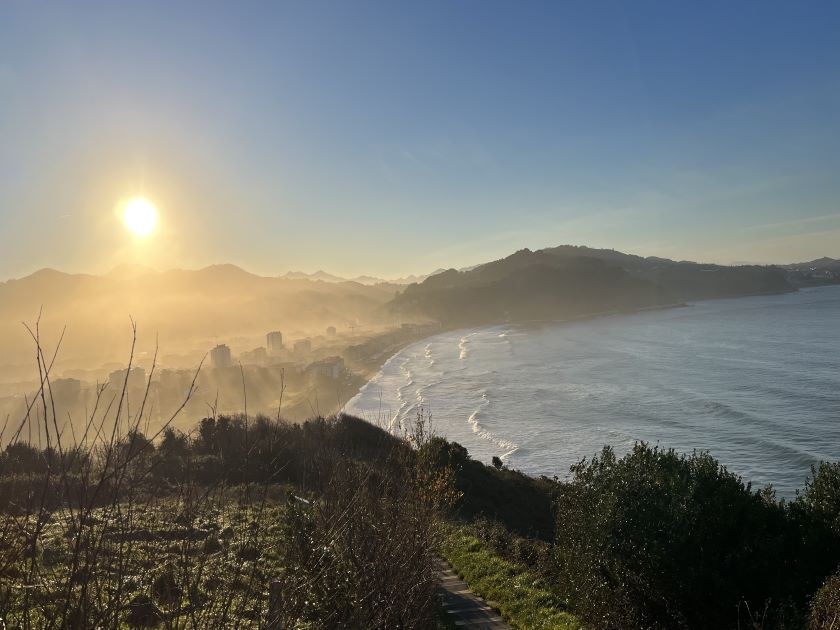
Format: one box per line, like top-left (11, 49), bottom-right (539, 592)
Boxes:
top-left (421, 437), bottom-right (557, 539)
top-left (810, 573), bottom-right (840, 629)
top-left (273, 453), bottom-right (455, 629)
top-left (0, 413), bottom-right (454, 629)
top-left (551, 444), bottom-right (833, 629)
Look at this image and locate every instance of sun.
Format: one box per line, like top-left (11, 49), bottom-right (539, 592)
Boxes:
top-left (122, 198), bottom-right (158, 237)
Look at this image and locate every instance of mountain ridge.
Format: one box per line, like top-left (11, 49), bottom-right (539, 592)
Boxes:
top-left (2, 246), bottom-right (835, 370)
top-left (389, 246), bottom-right (803, 327)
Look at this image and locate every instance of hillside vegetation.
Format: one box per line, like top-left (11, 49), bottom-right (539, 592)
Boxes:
top-left (391, 246), bottom-right (792, 326)
top-left (0, 411), bottom-right (457, 629)
top-left (7, 409), bottom-right (840, 628)
top-left (436, 441), bottom-right (840, 629)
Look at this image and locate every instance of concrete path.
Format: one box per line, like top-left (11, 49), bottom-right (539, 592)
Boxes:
top-left (438, 559), bottom-right (513, 629)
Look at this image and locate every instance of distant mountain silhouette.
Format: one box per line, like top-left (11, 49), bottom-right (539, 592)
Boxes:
top-left (0, 265), bottom-right (399, 370)
top-left (1, 249), bottom-right (827, 373)
top-left (280, 269), bottom-right (349, 283)
top-left (280, 269), bottom-right (439, 285)
top-left (782, 257), bottom-right (840, 287)
top-left (390, 246), bottom-right (794, 326)
top-left (784, 257), bottom-right (840, 270)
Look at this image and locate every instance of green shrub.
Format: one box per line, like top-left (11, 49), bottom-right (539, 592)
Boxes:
top-left (422, 436), bottom-right (556, 539)
top-left (796, 462), bottom-right (840, 535)
top-left (810, 573), bottom-right (840, 629)
top-left (552, 444), bottom-right (811, 629)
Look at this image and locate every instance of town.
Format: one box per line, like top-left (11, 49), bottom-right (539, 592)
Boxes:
top-left (0, 322), bottom-right (442, 442)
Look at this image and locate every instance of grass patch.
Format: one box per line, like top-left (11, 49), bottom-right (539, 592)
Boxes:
top-left (441, 526), bottom-right (581, 630)
top-left (1, 490), bottom-right (288, 628)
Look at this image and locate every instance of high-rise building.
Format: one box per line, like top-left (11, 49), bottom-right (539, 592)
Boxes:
top-left (306, 356), bottom-right (345, 380)
top-left (293, 339), bottom-right (312, 356)
top-left (210, 344), bottom-right (233, 369)
top-left (108, 367), bottom-right (147, 391)
top-left (241, 346), bottom-right (268, 365)
top-left (267, 331), bottom-right (283, 354)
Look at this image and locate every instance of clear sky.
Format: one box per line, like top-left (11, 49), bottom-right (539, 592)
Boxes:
top-left (1, 1), bottom-right (839, 279)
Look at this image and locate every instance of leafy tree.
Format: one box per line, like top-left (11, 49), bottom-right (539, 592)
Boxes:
top-left (552, 444), bottom-right (811, 629)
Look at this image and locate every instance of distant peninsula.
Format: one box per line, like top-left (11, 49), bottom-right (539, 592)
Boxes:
top-left (388, 245), bottom-right (836, 327)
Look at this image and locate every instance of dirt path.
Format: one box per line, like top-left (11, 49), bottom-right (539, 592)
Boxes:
top-left (438, 559), bottom-right (513, 628)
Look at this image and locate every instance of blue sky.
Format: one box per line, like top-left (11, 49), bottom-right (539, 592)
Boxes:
top-left (1, 1), bottom-right (839, 278)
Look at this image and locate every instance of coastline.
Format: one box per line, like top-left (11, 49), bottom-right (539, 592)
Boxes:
top-left (337, 301), bottom-right (693, 423)
top-left (337, 286), bottom-right (813, 432)
top-left (279, 324), bottom-right (457, 421)
top-left (346, 286), bottom-right (840, 498)
top-left (220, 286), bottom-right (833, 428)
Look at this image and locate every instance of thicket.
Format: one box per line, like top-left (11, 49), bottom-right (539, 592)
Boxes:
top-left (419, 437), bottom-right (557, 540)
top-left (451, 443), bottom-right (840, 629)
top-left (9, 403), bottom-right (840, 629)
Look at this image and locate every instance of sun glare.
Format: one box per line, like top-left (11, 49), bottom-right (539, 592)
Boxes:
top-left (123, 198), bottom-right (158, 237)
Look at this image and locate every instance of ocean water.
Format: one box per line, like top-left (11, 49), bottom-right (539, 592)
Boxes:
top-left (347, 286), bottom-right (840, 497)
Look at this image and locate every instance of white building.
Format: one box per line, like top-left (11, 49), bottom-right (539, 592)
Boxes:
top-left (306, 356), bottom-right (345, 380)
top-left (267, 331), bottom-right (283, 354)
top-left (210, 344), bottom-right (233, 369)
top-left (108, 367), bottom-right (147, 391)
top-left (293, 339), bottom-right (312, 356)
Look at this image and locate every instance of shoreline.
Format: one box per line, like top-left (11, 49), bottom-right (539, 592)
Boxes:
top-left (337, 286), bottom-right (816, 427)
top-left (337, 301), bottom-right (693, 422)
top-left (280, 324), bottom-right (458, 421)
top-left (249, 287), bottom-right (825, 423)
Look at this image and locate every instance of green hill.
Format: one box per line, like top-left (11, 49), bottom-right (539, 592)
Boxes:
top-left (390, 246), bottom-right (792, 326)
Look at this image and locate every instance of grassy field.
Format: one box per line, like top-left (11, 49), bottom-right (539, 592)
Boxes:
top-left (2, 484), bottom-right (458, 629)
top-left (1, 487), bottom-right (292, 628)
top-left (441, 527), bottom-right (581, 630)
